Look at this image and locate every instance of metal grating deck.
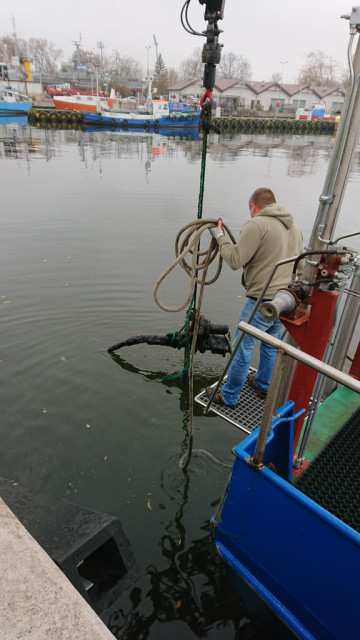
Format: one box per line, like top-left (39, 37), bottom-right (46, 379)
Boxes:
top-left (296, 405), bottom-right (360, 533)
top-left (195, 368), bottom-right (266, 434)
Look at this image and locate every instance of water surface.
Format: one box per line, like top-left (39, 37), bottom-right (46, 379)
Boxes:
top-left (2, 122), bottom-right (359, 638)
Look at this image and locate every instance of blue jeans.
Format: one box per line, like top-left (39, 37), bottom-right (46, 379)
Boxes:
top-left (221, 297), bottom-right (283, 406)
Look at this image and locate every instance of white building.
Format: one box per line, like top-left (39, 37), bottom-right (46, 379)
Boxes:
top-left (168, 78), bottom-right (346, 113)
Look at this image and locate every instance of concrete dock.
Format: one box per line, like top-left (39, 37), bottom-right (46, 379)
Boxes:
top-left (0, 498), bottom-right (115, 640)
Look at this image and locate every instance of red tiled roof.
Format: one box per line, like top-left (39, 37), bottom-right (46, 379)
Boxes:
top-left (214, 78), bottom-right (240, 91)
top-left (245, 81), bottom-right (275, 94)
top-left (168, 78), bottom-right (198, 90)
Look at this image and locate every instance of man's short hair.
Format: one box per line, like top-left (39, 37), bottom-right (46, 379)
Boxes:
top-left (249, 188), bottom-right (276, 209)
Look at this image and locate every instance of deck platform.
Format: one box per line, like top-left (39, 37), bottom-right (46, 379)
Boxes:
top-left (195, 368), bottom-right (266, 434)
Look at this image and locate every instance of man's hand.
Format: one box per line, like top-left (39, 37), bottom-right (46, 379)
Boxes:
top-left (210, 218), bottom-right (225, 240)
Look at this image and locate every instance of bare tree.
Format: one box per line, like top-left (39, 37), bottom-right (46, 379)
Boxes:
top-left (297, 50), bottom-right (340, 87)
top-left (0, 36), bottom-right (28, 59)
top-left (28, 38), bottom-right (62, 73)
top-left (271, 71), bottom-right (282, 83)
top-left (339, 65), bottom-right (350, 89)
top-left (167, 67), bottom-right (179, 86)
top-left (179, 47), bottom-right (203, 79)
top-left (71, 48), bottom-right (101, 68)
top-left (218, 52), bottom-right (252, 81)
top-left (110, 54), bottom-right (141, 79)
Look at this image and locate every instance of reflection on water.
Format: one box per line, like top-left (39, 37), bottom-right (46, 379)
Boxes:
top-left (2, 122), bottom-right (360, 639)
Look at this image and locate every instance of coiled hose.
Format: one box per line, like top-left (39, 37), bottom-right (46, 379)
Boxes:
top-left (153, 218), bottom-right (236, 312)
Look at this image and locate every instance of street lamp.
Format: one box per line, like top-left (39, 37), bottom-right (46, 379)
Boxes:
top-left (280, 60), bottom-right (288, 84)
top-left (95, 64), bottom-right (99, 97)
top-left (145, 45), bottom-right (152, 106)
top-left (145, 45), bottom-right (151, 81)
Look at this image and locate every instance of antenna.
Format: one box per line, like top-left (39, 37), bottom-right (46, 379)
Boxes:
top-left (72, 34), bottom-right (82, 68)
top-left (97, 41), bottom-right (105, 67)
top-left (153, 34), bottom-right (158, 62)
top-left (11, 14), bottom-right (18, 57)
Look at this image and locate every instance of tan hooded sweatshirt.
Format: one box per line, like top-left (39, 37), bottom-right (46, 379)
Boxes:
top-left (217, 203), bottom-right (303, 299)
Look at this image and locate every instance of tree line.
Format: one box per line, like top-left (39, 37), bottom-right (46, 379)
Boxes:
top-left (0, 35), bottom-right (349, 90)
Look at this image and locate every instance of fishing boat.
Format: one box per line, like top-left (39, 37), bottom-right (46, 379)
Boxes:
top-left (0, 88), bottom-right (32, 115)
top-left (52, 93), bottom-right (116, 112)
top-left (45, 84), bottom-right (72, 96)
top-left (195, 8), bottom-right (360, 639)
top-left (46, 84), bottom-right (109, 98)
top-left (82, 99), bottom-right (200, 129)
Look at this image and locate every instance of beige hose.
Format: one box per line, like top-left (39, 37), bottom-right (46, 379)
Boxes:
top-left (153, 218), bottom-right (236, 312)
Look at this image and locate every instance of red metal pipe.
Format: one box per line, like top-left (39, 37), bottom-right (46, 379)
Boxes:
top-left (281, 287), bottom-right (339, 456)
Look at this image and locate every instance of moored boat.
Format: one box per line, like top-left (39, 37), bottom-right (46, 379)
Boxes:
top-left (82, 99), bottom-right (200, 129)
top-left (0, 88), bottom-right (32, 115)
top-left (53, 94), bottom-right (116, 112)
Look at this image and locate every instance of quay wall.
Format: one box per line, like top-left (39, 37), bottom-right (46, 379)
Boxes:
top-left (0, 498), bottom-right (114, 640)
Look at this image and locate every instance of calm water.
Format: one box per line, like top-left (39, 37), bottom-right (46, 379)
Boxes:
top-left (2, 121), bottom-right (360, 639)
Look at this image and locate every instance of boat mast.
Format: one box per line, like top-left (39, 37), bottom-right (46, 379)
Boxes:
top-left (304, 8), bottom-right (360, 279)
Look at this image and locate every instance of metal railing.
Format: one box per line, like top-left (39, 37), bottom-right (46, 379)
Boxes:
top-left (237, 321), bottom-right (360, 469)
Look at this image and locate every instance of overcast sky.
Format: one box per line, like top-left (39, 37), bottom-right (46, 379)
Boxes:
top-left (6, 0), bottom-right (354, 82)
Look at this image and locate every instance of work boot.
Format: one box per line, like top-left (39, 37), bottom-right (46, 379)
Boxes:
top-left (247, 374), bottom-right (268, 399)
top-left (205, 387), bottom-right (236, 407)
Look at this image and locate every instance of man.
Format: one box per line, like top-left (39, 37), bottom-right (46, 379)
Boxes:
top-left (206, 187), bottom-right (303, 407)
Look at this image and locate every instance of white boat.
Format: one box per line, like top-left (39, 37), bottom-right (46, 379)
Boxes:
top-left (0, 88), bottom-right (32, 115)
top-left (53, 94), bottom-right (116, 112)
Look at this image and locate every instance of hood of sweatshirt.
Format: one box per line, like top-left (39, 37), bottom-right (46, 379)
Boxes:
top-left (256, 203), bottom-right (294, 229)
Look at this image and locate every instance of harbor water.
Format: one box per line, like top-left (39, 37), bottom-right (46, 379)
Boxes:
top-left (2, 121), bottom-right (360, 639)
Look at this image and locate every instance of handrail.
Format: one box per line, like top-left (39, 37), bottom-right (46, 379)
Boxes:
top-left (238, 321), bottom-right (360, 393)
top-left (237, 320), bottom-right (360, 469)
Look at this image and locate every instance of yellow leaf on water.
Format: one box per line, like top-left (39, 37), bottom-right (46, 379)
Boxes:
top-left (42, 409), bottom-right (47, 414)
top-left (60, 356), bottom-right (66, 362)
top-left (147, 499), bottom-right (152, 511)
top-left (104, 456), bottom-right (108, 460)
top-left (85, 423), bottom-right (91, 428)
top-left (176, 601), bottom-right (181, 608)
top-left (2, 300), bottom-right (10, 304)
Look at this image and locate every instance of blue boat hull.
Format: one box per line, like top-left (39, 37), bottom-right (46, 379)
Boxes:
top-left (0, 102), bottom-right (32, 115)
top-left (82, 111), bottom-right (200, 128)
top-left (213, 402), bottom-right (360, 640)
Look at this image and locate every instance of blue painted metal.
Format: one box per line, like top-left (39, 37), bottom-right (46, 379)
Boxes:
top-left (168, 101), bottom-right (193, 112)
top-left (213, 401), bottom-right (360, 640)
top-left (0, 101), bottom-right (32, 115)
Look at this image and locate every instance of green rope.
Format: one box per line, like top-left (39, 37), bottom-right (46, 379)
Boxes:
top-left (158, 102), bottom-right (213, 382)
top-left (157, 292), bottom-right (195, 381)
